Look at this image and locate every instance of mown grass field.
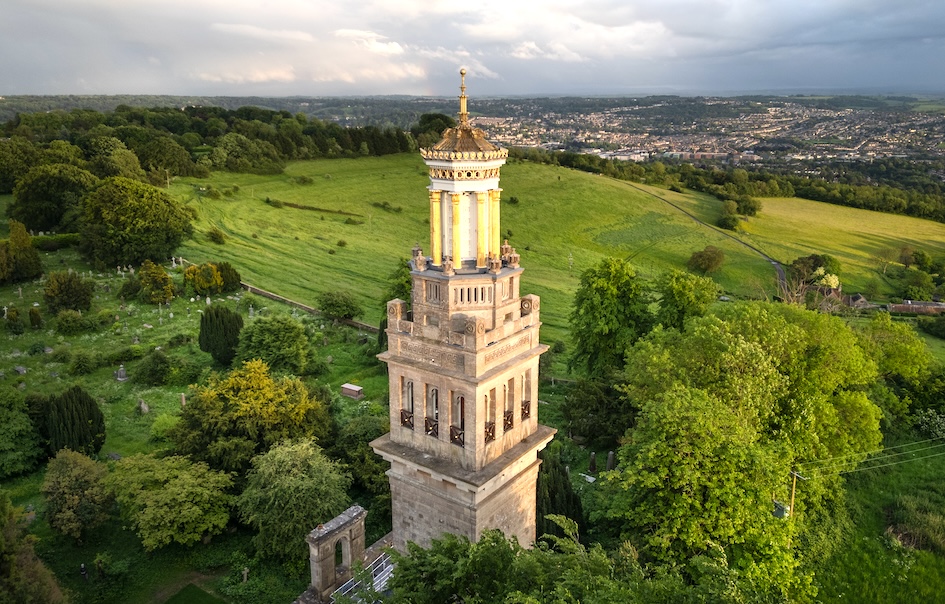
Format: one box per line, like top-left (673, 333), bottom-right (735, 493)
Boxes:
top-left (665, 189), bottom-right (945, 297)
top-left (171, 155), bottom-right (773, 344)
top-left (173, 155), bottom-right (945, 344)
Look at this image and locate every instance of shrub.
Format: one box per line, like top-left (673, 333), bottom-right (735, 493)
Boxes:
top-left (207, 227), bottom-right (226, 244)
top-left (56, 309), bottom-right (88, 335)
top-left (5, 306), bottom-right (24, 335)
top-left (50, 347), bottom-right (72, 363)
top-left (317, 290), bottom-right (363, 321)
top-left (265, 197), bottom-right (284, 208)
top-left (184, 262), bottom-right (223, 296)
top-left (44, 270), bottom-right (94, 313)
top-left (32, 233), bottom-right (81, 251)
top-left (166, 333), bottom-right (193, 348)
top-left (200, 305), bottom-right (244, 366)
top-left (337, 240), bottom-right (347, 247)
top-left (27, 341), bottom-right (46, 356)
top-left (28, 306), bottom-right (42, 328)
top-left (103, 345), bottom-right (145, 365)
top-left (117, 273), bottom-right (142, 300)
top-left (344, 217), bottom-right (364, 225)
top-left (32, 386), bottom-right (106, 456)
top-left (139, 259), bottom-right (174, 304)
top-left (507, 196), bottom-right (520, 204)
top-left (149, 413), bottom-right (180, 442)
top-left (217, 261), bottom-right (242, 292)
top-left (687, 246), bottom-right (726, 274)
top-left (915, 408), bottom-right (945, 439)
top-left (69, 350), bottom-right (100, 376)
top-left (167, 357), bottom-right (203, 387)
top-left (134, 350), bottom-right (171, 386)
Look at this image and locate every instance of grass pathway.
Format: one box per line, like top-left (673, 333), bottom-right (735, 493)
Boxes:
top-left (624, 181), bottom-right (787, 289)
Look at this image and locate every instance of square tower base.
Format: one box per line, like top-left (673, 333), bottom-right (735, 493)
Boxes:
top-left (371, 424), bottom-right (555, 550)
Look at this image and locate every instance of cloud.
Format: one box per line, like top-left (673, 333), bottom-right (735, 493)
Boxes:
top-left (210, 23), bottom-right (314, 43)
top-left (1, 0), bottom-right (943, 95)
top-left (335, 29), bottom-right (405, 55)
top-left (194, 66), bottom-right (297, 84)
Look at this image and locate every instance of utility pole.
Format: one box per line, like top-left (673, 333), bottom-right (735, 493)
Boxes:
top-left (788, 470), bottom-right (808, 517)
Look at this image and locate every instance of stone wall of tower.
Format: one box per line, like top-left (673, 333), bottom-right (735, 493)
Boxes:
top-left (371, 69), bottom-right (554, 552)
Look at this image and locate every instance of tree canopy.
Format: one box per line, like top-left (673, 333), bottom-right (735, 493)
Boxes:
top-left (569, 258), bottom-right (653, 379)
top-left (9, 163), bottom-right (98, 232)
top-left (236, 439), bottom-right (351, 561)
top-left (171, 359), bottom-right (330, 474)
top-left (79, 176), bottom-right (194, 267)
top-left (234, 314), bottom-right (309, 375)
top-left (105, 454), bottom-right (233, 551)
top-left (0, 388), bottom-right (42, 480)
top-left (41, 449), bottom-right (110, 542)
top-left (597, 302), bottom-right (884, 598)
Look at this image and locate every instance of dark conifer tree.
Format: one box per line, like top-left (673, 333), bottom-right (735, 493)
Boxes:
top-left (215, 261), bottom-right (242, 293)
top-left (199, 305), bottom-right (244, 366)
top-left (536, 442), bottom-right (585, 542)
top-left (32, 386), bottom-right (106, 457)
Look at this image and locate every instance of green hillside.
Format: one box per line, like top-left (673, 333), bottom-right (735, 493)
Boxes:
top-left (172, 155), bottom-right (770, 343)
top-left (173, 154), bottom-right (945, 343)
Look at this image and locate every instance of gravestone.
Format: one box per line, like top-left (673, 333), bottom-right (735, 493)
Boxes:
top-left (115, 365), bottom-right (128, 382)
top-left (137, 399), bottom-right (149, 414)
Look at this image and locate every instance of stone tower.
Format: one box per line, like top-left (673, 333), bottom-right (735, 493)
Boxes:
top-left (371, 70), bottom-right (556, 551)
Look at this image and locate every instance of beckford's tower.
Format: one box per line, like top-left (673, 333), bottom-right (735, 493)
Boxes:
top-left (371, 70), bottom-right (556, 551)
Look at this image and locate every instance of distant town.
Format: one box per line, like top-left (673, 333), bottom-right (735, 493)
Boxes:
top-left (463, 97), bottom-right (945, 163)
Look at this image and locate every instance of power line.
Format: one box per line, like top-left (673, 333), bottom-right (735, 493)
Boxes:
top-left (797, 435), bottom-right (945, 469)
top-left (833, 449), bottom-right (945, 476)
top-left (809, 441), bottom-right (945, 474)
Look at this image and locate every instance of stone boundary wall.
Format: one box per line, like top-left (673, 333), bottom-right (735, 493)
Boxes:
top-left (177, 257), bottom-right (379, 333)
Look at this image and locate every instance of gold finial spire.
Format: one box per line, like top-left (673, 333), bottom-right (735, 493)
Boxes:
top-left (458, 68), bottom-right (468, 126)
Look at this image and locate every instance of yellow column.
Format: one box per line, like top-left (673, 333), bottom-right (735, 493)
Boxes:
top-left (476, 192), bottom-right (487, 268)
top-left (451, 193), bottom-right (462, 266)
top-left (490, 189), bottom-right (501, 256)
top-left (429, 189), bottom-right (442, 266)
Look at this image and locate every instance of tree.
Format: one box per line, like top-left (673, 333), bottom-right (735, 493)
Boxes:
top-left (0, 137), bottom-right (41, 194)
top-left (329, 414), bottom-right (390, 495)
top-left (41, 449), bottom-right (110, 542)
top-left (79, 176), bottom-right (194, 267)
top-left (687, 245), bottom-right (725, 274)
top-left (199, 305), bottom-right (244, 366)
top-left (569, 258), bottom-right (653, 378)
top-left (317, 290), bottom-right (364, 321)
top-left (138, 259), bottom-right (174, 304)
top-left (654, 269), bottom-right (719, 331)
top-left (8, 163), bottom-right (98, 232)
top-left (216, 261), bottom-right (242, 293)
top-left (236, 439), bottom-right (351, 561)
top-left (85, 136), bottom-right (146, 181)
top-left (536, 441), bottom-right (584, 541)
top-left (604, 301), bottom-right (883, 597)
top-left (0, 389), bottom-right (42, 480)
top-left (106, 454), bottom-right (233, 551)
top-left (606, 386), bottom-right (791, 565)
top-left (171, 359), bottom-right (329, 474)
top-left (234, 314), bottom-right (308, 374)
top-left (0, 492), bottom-right (67, 603)
top-left (3, 220), bottom-right (42, 284)
top-left (383, 258), bottom-right (412, 308)
top-left (32, 385), bottom-right (106, 456)
top-left (44, 270), bottom-right (94, 313)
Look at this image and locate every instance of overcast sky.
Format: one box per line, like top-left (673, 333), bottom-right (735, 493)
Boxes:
top-left (3, 0), bottom-right (944, 97)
